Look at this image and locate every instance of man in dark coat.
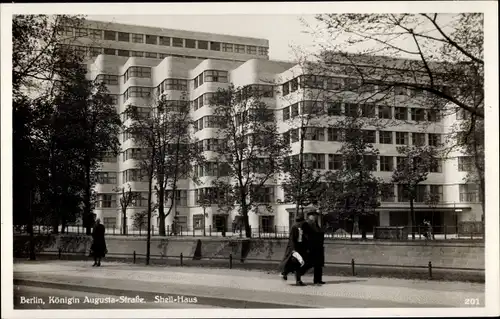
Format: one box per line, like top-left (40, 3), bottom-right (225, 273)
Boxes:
top-left (278, 213), bottom-right (310, 286)
top-left (91, 218), bottom-right (107, 267)
top-left (304, 211), bottom-right (325, 285)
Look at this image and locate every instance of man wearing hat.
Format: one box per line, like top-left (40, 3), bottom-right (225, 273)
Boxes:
top-left (278, 212), bottom-right (310, 286)
top-left (304, 210), bottom-right (325, 285)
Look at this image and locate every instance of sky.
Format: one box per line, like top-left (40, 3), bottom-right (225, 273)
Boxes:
top-left (86, 14), bottom-right (320, 62)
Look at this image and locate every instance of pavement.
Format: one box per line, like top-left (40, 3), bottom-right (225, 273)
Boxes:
top-left (12, 260), bottom-right (484, 309)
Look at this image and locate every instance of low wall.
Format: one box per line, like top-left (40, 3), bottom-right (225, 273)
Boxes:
top-left (13, 235), bottom-right (484, 270)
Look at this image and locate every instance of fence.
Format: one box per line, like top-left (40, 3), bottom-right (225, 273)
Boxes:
top-left (38, 248), bottom-right (484, 282)
top-left (14, 224), bottom-right (484, 240)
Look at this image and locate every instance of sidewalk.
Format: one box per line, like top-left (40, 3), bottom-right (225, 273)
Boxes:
top-left (13, 260), bottom-right (484, 308)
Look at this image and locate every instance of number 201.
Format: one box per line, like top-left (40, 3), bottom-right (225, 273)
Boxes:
top-left (465, 298), bottom-right (480, 306)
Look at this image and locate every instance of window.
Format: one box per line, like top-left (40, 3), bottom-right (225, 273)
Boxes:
top-left (159, 36), bottom-right (171, 46)
top-left (364, 155), bottom-right (377, 171)
top-left (396, 157), bottom-right (407, 170)
top-left (300, 100), bottom-right (323, 115)
top-left (184, 39), bottom-right (196, 48)
top-left (234, 44), bottom-right (245, 53)
top-left (131, 192), bottom-right (148, 207)
top-left (163, 79), bottom-right (187, 91)
top-left (427, 109), bottom-right (440, 122)
top-left (159, 53), bottom-right (170, 59)
top-left (378, 105), bottom-right (392, 119)
top-left (326, 77), bottom-right (343, 90)
top-left (123, 169), bottom-right (149, 182)
top-left (415, 185), bottom-right (427, 202)
top-left (304, 127), bottom-right (325, 141)
top-left (197, 40), bottom-right (208, 50)
top-left (103, 48), bottom-right (116, 55)
top-left (123, 148), bottom-right (151, 161)
top-left (379, 131), bottom-right (393, 144)
top-left (246, 45), bottom-right (257, 54)
top-left (290, 129), bottom-right (299, 143)
top-left (145, 52), bottom-right (157, 58)
top-left (381, 184), bottom-right (395, 202)
top-left (397, 185), bottom-right (410, 202)
top-left (282, 107), bottom-right (290, 121)
top-left (252, 187), bottom-right (275, 203)
top-left (172, 37), bottom-right (183, 47)
top-left (118, 50), bottom-right (130, 57)
top-left (459, 184), bottom-right (478, 202)
top-left (344, 78), bottom-right (359, 91)
top-left (394, 86), bottom-right (408, 96)
top-left (290, 78), bottom-right (298, 92)
top-left (97, 172), bottom-right (117, 184)
top-left (411, 108), bottom-right (426, 121)
top-left (456, 108), bottom-right (471, 120)
top-left (96, 74), bottom-right (118, 85)
top-left (412, 133), bottom-right (426, 146)
top-left (328, 154), bottom-right (343, 170)
top-left (193, 215), bottom-right (204, 229)
top-left (104, 30), bottom-right (116, 41)
top-left (124, 67), bottom-right (151, 82)
top-left (345, 103), bottom-right (359, 117)
top-left (124, 87), bottom-right (151, 100)
top-left (327, 128), bottom-right (342, 141)
top-left (362, 130), bottom-right (376, 143)
top-left (304, 153), bottom-right (325, 169)
top-left (258, 47), bottom-right (268, 56)
top-left (395, 107), bottom-right (408, 120)
top-left (429, 158), bottom-right (442, 173)
top-left (131, 51), bottom-right (144, 57)
top-left (210, 42), bottom-right (221, 51)
top-left (326, 101), bottom-right (341, 116)
top-left (458, 156), bottom-right (474, 172)
top-left (97, 194), bottom-right (116, 208)
top-left (76, 28), bottom-right (88, 37)
top-left (282, 83), bottom-right (290, 96)
top-left (145, 34), bottom-right (157, 45)
top-left (430, 185), bottom-right (443, 202)
top-left (103, 217), bottom-right (116, 229)
top-left (380, 156), bottom-right (393, 172)
top-left (428, 134), bottom-right (441, 147)
top-left (260, 215), bottom-right (275, 232)
top-left (204, 70), bottom-right (228, 83)
top-left (118, 32), bottom-right (130, 42)
top-left (361, 103), bottom-right (376, 118)
top-left (131, 33), bottom-right (143, 43)
top-left (89, 29), bottom-right (102, 39)
top-left (89, 47), bottom-right (102, 56)
top-left (395, 132), bottom-right (409, 145)
top-left (222, 43), bottom-right (233, 52)
top-left (108, 95), bottom-right (119, 105)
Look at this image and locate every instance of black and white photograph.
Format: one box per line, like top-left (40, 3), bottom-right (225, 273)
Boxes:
top-left (1, 1), bottom-right (498, 318)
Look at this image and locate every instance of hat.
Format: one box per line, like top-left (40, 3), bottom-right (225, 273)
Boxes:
top-left (306, 211), bottom-right (319, 216)
top-left (295, 213), bottom-right (305, 222)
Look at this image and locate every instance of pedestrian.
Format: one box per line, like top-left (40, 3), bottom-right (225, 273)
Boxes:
top-left (278, 212), bottom-right (309, 286)
top-left (304, 211), bottom-right (326, 285)
top-left (91, 219), bottom-right (107, 267)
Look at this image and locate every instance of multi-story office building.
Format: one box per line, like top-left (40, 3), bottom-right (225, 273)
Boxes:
top-left (66, 20), bottom-right (482, 233)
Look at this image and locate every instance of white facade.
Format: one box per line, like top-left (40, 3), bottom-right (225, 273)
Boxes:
top-left (75, 21), bottom-right (482, 232)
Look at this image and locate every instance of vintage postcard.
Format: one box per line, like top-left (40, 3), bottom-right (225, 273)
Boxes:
top-left (1, 1), bottom-right (498, 318)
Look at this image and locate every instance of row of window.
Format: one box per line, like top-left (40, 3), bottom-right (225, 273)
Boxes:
top-left (94, 182), bottom-right (480, 208)
top-left (282, 101), bottom-right (440, 122)
top-left (285, 153), bottom-right (441, 173)
top-left (65, 45), bottom-right (248, 63)
top-left (64, 26), bottom-right (268, 56)
top-left (283, 128), bottom-right (441, 146)
top-left (193, 116), bottom-right (226, 131)
top-left (281, 74), bottom-right (453, 97)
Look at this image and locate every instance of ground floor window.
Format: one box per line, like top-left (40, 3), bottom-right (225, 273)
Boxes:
top-left (103, 217), bottom-right (116, 229)
top-left (259, 215), bottom-right (275, 233)
top-left (193, 214), bottom-right (203, 229)
top-left (212, 215), bottom-right (227, 232)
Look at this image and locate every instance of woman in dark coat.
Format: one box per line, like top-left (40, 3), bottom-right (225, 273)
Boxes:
top-left (305, 211), bottom-right (325, 284)
top-left (278, 213), bottom-right (310, 286)
top-left (91, 218), bottom-right (107, 267)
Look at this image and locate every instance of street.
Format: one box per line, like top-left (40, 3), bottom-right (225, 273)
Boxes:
top-left (11, 260), bottom-right (485, 309)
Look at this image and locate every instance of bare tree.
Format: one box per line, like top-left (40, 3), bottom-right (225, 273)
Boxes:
top-left (114, 183), bottom-right (139, 235)
top-left (209, 84), bottom-right (289, 238)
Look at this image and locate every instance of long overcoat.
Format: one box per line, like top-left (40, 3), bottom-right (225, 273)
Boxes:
top-left (306, 220), bottom-right (325, 267)
top-left (91, 224), bottom-right (107, 258)
top-left (278, 220), bottom-right (309, 274)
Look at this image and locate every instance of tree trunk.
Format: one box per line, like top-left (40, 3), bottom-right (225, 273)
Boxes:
top-left (28, 189), bottom-right (36, 260)
top-left (84, 157), bottom-right (92, 235)
top-left (241, 195), bottom-right (251, 238)
top-left (203, 207), bottom-right (206, 236)
top-left (146, 174), bottom-right (153, 266)
top-left (157, 174), bottom-right (166, 236)
top-left (122, 208), bottom-right (127, 235)
top-left (410, 197), bottom-right (415, 240)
